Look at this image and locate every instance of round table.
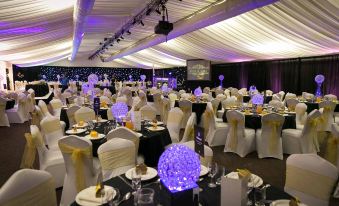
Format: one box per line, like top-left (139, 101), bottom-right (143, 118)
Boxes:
top-left (174, 100), bottom-right (207, 124)
top-left (222, 110), bottom-right (296, 130)
top-left (304, 101), bottom-right (339, 113)
top-left (5, 99), bottom-right (15, 110)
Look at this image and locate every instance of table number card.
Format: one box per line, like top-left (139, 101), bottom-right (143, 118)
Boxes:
top-left (194, 125), bottom-right (204, 157)
top-left (220, 175), bottom-right (248, 206)
top-left (93, 97), bottom-right (100, 115)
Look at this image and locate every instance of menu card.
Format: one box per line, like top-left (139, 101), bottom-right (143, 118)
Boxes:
top-left (220, 174), bottom-right (248, 206)
top-left (194, 125), bottom-right (204, 157)
top-left (93, 97), bottom-right (100, 115)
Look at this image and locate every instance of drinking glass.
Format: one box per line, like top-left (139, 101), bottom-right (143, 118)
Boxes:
top-left (137, 188), bottom-right (154, 205)
top-left (254, 187), bottom-right (266, 206)
top-left (131, 170), bottom-right (142, 194)
top-left (208, 162), bottom-right (218, 188)
top-left (216, 166), bottom-right (226, 185)
top-left (105, 187), bottom-right (120, 206)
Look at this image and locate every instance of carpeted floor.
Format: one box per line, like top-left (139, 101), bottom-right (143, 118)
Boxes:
top-left (0, 122), bottom-right (338, 205)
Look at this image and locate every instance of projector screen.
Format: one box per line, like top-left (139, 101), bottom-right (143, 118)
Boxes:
top-left (187, 60), bottom-right (211, 81)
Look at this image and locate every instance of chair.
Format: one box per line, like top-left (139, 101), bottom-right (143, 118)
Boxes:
top-left (167, 107), bottom-right (184, 143)
top-left (224, 110), bottom-right (256, 157)
top-left (284, 92), bottom-right (297, 101)
top-left (98, 138), bottom-right (136, 181)
top-left (318, 100), bottom-right (336, 132)
top-left (74, 107), bottom-right (95, 123)
top-left (26, 93), bottom-right (35, 113)
top-left (168, 93), bottom-right (178, 108)
top-left (265, 90), bottom-right (273, 96)
top-left (203, 87), bottom-right (210, 94)
top-left (302, 92), bottom-right (314, 100)
top-left (74, 96), bottom-right (85, 106)
top-left (178, 100), bottom-right (192, 129)
top-left (99, 95), bottom-right (111, 105)
top-left (134, 91), bottom-right (147, 111)
top-left (58, 135), bottom-right (101, 206)
top-left (269, 100), bottom-right (285, 110)
top-left (49, 99), bottom-right (63, 118)
top-left (181, 113), bottom-right (197, 143)
top-left (295, 103), bottom-right (307, 130)
top-left (224, 89), bottom-right (230, 97)
top-left (66, 105), bottom-right (80, 128)
top-left (256, 113), bottom-right (285, 160)
top-left (151, 93), bottom-right (162, 115)
top-left (204, 103), bottom-right (229, 147)
top-left (6, 93), bottom-right (29, 123)
top-left (161, 98), bottom-right (171, 124)
top-left (140, 104), bottom-right (157, 120)
top-left (238, 88), bottom-right (247, 95)
top-left (0, 97), bottom-right (10, 127)
top-left (40, 116), bottom-right (65, 150)
top-left (21, 125), bottom-right (65, 188)
top-left (285, 98), bottom-right (299, 111)
top-left (181, 141), bottom-right (213, 167)
top-left (272, 94), bottom-right (281, 101)
top-left (284, 154), bottom-right (338, 206)
top-left (211, 99), bottom-right (220, 116)
top-left (215, 88), bottom-right (224, 96)
top-left (106, 127), bottom-right (142, 156)
top-left (0, 169), bottom-right (57, 206)
top-left (38, 100), bottom-right (52, 117)
top-left (278, 91), bottom-right (285, 100)
top-left (222, 96), bottom-right (237, 108)
top-left (282, 110), bottom-right (321, 154)
top-left (216, 94), bottom-right (227, 101)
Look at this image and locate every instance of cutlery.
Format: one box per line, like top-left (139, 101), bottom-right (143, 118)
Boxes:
top-left (117, 192), bottom-right (131, 206)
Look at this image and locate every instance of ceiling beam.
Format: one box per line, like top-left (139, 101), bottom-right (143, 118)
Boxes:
top-left (103, 0), bottom-right (279, 62)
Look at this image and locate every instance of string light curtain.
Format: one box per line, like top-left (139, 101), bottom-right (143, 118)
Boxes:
top-left (112, 0), bottom-right (339, 68)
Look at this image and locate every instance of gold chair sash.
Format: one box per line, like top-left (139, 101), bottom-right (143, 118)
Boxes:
top-left (286, 165), bottom-right (336, 200)
top-left (308, 119), bottom-right (319, 151)
top-left (319, 106), bottom-right (332, 126)
top-left (228, 119), bottom-right (242, 151)
top-left (179, 105), bottom-right (191, 114)
top-left (1, 178), bottom-right (57, 206)
top-left (203, 109), bottom-right (214, 137)
top-left (200, 155), bottom-right (212, 167)
top-left (20, 133), bottom-right (36, 169)
top-left (186, 125), bottom-right (194, 142)
top-left (266, 120), bottom-right (281, 154)
top-left (99, 147), bottom-right (135, 170)
top-left (324, 134), bottom-right (339, 165)
top-left (59, 143), bottom-right (92, 192)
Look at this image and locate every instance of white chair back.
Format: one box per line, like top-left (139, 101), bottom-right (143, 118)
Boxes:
top-left (106, 127), bottom-right (141, 155)
top-left (168, 93), bottom-right (177, 108)
top-left (0, 169), bottom-right (57, 206)
top-left (66, 105), bottom-right (80, 128)
top-left (162, 98), bottom-right (171, 124)
top-left (285, 154), bottom-right (338, 206)
top-left (38, 100), bottom-right (51, 117)
top-left (179, 99), bottom-right (192, 128)
top-left (100, 96), bottom-right (111, 104)
top-left (324, 94), bottom-right (337, 101)
top-left (74, 107), bottom-right (95, 123)
top-left (269, 100), bottom-right (284, 110)
top-left (140, 104), bottom-right (157, 120)
top-left (300, 109), bottom-right (321, 153)
top-left (295, 103), bottom-right (307, 128)
top-left (215, 88), bottom-right (224, 96)
top-left (167, 107), bottom-right (184, 143)
top-left (211, 99), bottom-right (220, 115)
top-left (181, 141), bottom-right (213, 167)
top-left (225, 110), bottom-right (245, 151)
top-left (98, 138), bottom-right (135, 181)
top-left (285, 99), bottom-right (299, 110)
top-left (49, 99), bottom-right (63, 117)
top-left (40, 116), bottom-right (64, 150)
top-left (0, 97), bottom-right (10, 127)
top-left (318, 100), bottom-right (336, 131)
top-left (266, 90), bottom-right (273, 96)
top-left (222, 96), bottom-right (237, 108)
top-left (203, 87), bottom-right (210, 94)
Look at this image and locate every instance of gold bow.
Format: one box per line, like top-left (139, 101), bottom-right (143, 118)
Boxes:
top-left (324, 134), bottom-right (339, 165)
top-left (266, 120), bottom-right (281, 154)
top-left (180, 105), bottom-right (191, 114)
top-left (319, 106), bottom-right (332, 125)
top-left (20, 133), bottom-right (38, 169)
top-left (203, 109), bottom-right (214, 137)
top-left (308, 118), bottom-right (319, 151)
top-left (228, 119), bottom-right (241, 151)
top-left (59, 143), bottom-right (92, 192)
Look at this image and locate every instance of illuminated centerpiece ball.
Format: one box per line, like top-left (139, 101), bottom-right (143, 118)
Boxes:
top-left (158, 145), bottom-right (201, 193)
top-left (111, 102), bottom-right (128, 122)
top-left (194, 87), bottom-right (203, 97)
top-left (252, 94), bottom-right (264, 105)
top-left (219, 75), bottom-right (224, 87)
top-left (314, 74), bottom-right (325, 97)
top-left (88, 74), bottom-right (99, 85)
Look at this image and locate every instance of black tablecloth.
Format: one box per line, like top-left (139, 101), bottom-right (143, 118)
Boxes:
top-left (71, 170), bottom-right (291, 206)
top-left (5, 99), bottom-right (15, 110)
top-left (25, 84), bottom-right (49, 97)
top-left (305, 102), bottom-right (339, 113)
top-left (35, 92), bottom-right (54, 104)
top-left (174, 101), bottom-right (207, 124)
top-left (60, 107), bottom-right (109, 130)
top-left (243, 95), bottom-right (272, 104)
top-left (222, 111), bottom-right (296, 130)
top-left (97, 85), bottom-right (116, 94)
top-left (147, 95), bottom-right (154, 102)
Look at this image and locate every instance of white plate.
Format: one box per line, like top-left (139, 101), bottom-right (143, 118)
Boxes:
top-left (146, 126), bottom-right (165, 131)
top-left (65, 128), bottom-right (87, 135)
top-left (85, 133), bottom-right (105, 140)
top-left (76, 185), bottom-right (116, 206)
top-left (125, 167), bottom-right (158, 181)
top-left (74, 123), bottom-right (88, 128)
top-left (200, 165), bottom-right (209, 177)
top-left (151, 121), bottom-right (164, 125)
top-left (270, 200), bottom-right (307, 206)
top-left (225, 172), bottom-right (263, 188)
top-left (92, 119), bottom-right (108, 123)
top-left (100, 107), bottom-right (109, 110)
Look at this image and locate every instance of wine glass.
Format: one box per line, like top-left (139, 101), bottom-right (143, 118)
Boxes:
top-left (109, 188), bottom-right (120, 206)
top-left (216, 166), bottom-right (226, 185)
top-left (208, 162), bottom-right (218, 188)
top-left (131, 169), bottom-right (142, 194)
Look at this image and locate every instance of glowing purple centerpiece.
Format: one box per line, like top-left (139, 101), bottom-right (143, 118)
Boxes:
top-left (252, 94), bottom-right (264, 105)
top-left (219, 75), bottom-right (224, 87)
top-left (111, 102), bottom-right (128, 122)
top-left (194, 87), bottom-right (202, 97)
top-left (157, 145), bottom-right (200, 193)
top-left (315, 74), bottom-right (325, 97)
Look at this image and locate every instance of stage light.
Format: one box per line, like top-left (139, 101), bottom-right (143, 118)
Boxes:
top-left (140, 20), bottom-right (144, 26)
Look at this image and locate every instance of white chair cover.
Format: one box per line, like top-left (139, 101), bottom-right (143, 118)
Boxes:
top-left (256, 113), bottom-right (285, 160)
top-left (203, 87), bottom-right (210, 94)
top-left (324, 94), bottom-right (337, 101)
top-left (269, 100), bottom-right (285, 110)
top-left (168, 93), bottom-right (178, 108)
top-left (40, 116), bottom-right (64, 150)
top-left (222, 96), bottom-right (237, 108)
top-left (266, 90), bottom-right (273, 96)
top-left (0, 169), bottom-right (57, 206)
top-left (167, 107), bottom-right (184, 143)
top-left (0, 97), bottom-right (10, 127)
top-left (100, 95), bottom-right (111, 104)
top-left (49, 99), bottom-right (63, 118)
top-left (6, 93), bottom-right (29, 123)
top-left (181, 141), bottom-right (213, 167)
top-left (151, 93), bottom-right (162, 115)
top-left (58, 135), bottom-right (101, 206)
top-left (66, 105), bottom-right (80, 128)
top-left (161, 98), bottom-right (171, 124)
top-left (285, 98), bottom-right (299, 110)
top-left (178, 100), bottom-right (192, 128)
top-left (38, 100), bottom-right (52, 117)
top-left (331, 123), bottom-right (339, 198)
top-left (295, 103), bottom-right (307, 130)
top-left (318, 100), bottom-right (336, 132)
top-left (98, 138), bottom-right (135, 181)
top-left (140, 104), bottom-right (157, 120)
top-left (74, 107), bottom-right (95, 123)
top-left (224, 110), bottom-right (256, 157)
top-left (284, 154), bottom-right (338, 206)
top-left (282, 110), bottom-right (321, 154)
top-left (211, 99), bottom-right (220, 115)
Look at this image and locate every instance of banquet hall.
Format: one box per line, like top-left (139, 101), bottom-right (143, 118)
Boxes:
top-left (0, 0), bottom-right (339, 205)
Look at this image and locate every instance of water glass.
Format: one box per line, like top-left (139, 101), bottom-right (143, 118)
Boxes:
top-left (105, 187), bottom-right (120, 206)
top-left (137, 188), bottom-right (154, 205)
top-left (254, 187), bottom-right (266, 206)
top-left (208, 162), bottom-right (218, 188)
top-left (131, 170), bottom-right (142, 193)
top-left (216, 166), bottom-right (226, 185)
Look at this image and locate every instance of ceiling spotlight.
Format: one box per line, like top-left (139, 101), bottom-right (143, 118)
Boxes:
top-left (127, 30), bottom-right (131, 35)
top-left (140, 20), bottom-right (144, 26)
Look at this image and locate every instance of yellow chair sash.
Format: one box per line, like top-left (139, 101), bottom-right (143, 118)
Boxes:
top-left (59, 143), bottom-right (92, 192)
top-left (180, 105), bottom-right (191, 114)
top-left (286, 165), bottom-right (336, 200)
top-left (319, 106), bottom-right (332, 126)
top-left (324, 134), bottom-right (339, 165)
top-left (200, 155), bottom-right (212, 167)
top-left (186, 125), bottom-right (195, 142)
top-left (266, 120), bottom-right (281, 154)
top-left (20, 133), bottom-right (36, 169)
top-left (1, 178), bottom-right (57, 206)
top-left (99, 147), bottom-right (135, 170)
top-left (228, 119), bottom-right (242, 151)
top-left (308, 119), bottom-right (319, 151)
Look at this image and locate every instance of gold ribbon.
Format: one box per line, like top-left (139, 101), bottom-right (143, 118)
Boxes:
top-left (20, 133), bottom-right (36, 169)
top-left (1, 178), bottom-right (57, 206)
top-left (286, 165), bottom-right (336, 200)
top-left (99, 147), bottom-right (135, 170)
top-left (228, 119), bottom-right (242, 151)
top-left (59, 143), bottom-right (92, 192)
top-left (200, 155), bottom-right (212, 167)
top-left (319, 106), bottom-right (332, 126)
top-left (203, 109), bottom-right (214, 137)
top-left (308, 118), bottom-right (319, 151)
top-left (324, 134), bottom-right (338, 165)
top-left (180, 105), bottom-right (191, 114)
top-left (266, 120), bottom-right (281, 154)
top-left (162, 101), bottom-right (170, 122)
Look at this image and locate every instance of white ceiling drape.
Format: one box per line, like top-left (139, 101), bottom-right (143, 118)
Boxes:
top-left (111, 0), bottom-right (339, 68)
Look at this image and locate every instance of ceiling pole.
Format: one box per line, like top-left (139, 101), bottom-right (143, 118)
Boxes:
top-left (103, 0), bottom-right (279, 62)
top-left (70, 0), bottom-right (96, 61)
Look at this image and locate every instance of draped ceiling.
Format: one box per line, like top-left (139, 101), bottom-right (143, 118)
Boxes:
top-left (0, 0), bottom-right (338, 68)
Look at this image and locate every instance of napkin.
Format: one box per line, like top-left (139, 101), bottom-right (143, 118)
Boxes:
top-left (237, 169), bottom-right (251, 180)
